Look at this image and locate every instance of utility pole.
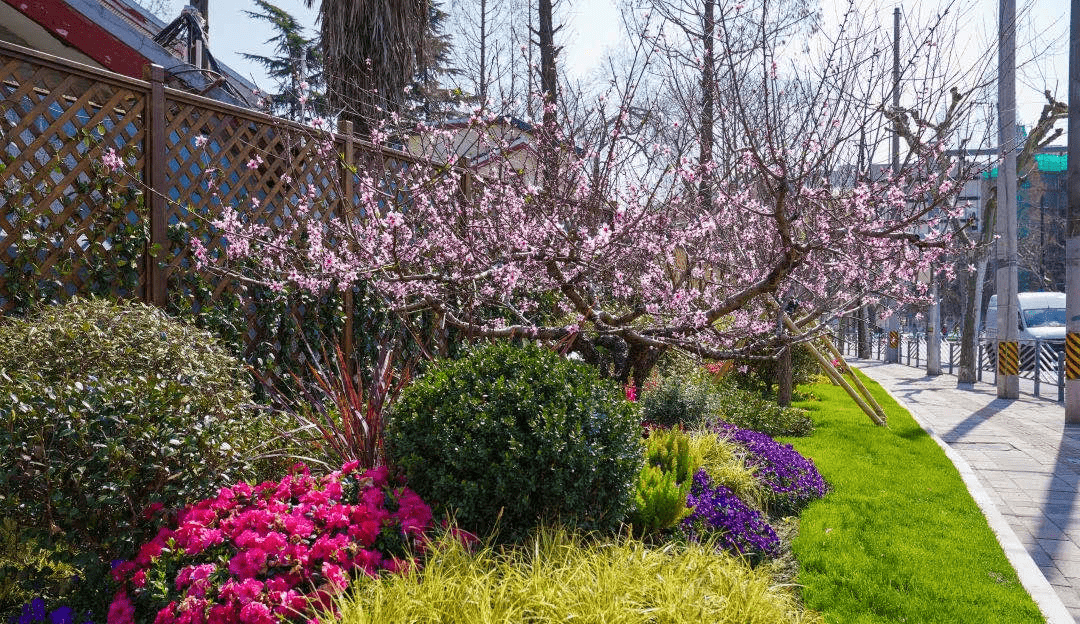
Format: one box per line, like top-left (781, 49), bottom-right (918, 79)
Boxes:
top-left (886, 6), bottom-right (902, 364)
top-left (996, 0), bottom-right (1020, 398)
top-left (1065, 0), bottom-right (1080, 420)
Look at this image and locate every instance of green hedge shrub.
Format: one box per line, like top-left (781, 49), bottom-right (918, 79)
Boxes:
top-left (711, 381), bottom-right (815, 437)
top-left (0, 298), bottom-right (275, 618)
top-left (386, 342), bottom-right (642, 542)
top-left (640, 377), bottom-right (716, 429)
top-left (727, 344), bottom-right (819, 397)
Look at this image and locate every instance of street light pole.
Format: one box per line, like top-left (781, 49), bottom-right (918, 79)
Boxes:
top-left (886, 6), bottom-right (902, 364)
top-left (1065, 0), bottom-right (1080, 420)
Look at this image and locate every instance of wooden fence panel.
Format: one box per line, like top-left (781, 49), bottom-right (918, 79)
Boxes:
top-left (0, 43), bottom-right (147, 312)
top-left (0, 39), bottom-right (457, 363)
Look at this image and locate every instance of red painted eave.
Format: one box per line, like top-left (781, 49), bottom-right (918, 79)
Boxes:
top-left (3, 0), bottom-right (149, 77)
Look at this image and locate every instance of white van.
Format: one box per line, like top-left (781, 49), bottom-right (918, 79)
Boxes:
top-left (983, 291), bottom-right (1066, 343)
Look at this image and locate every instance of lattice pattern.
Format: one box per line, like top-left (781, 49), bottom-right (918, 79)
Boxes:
top-left (0, 41), bottom-right (454, 363)
top-left (0, 49), bottom-right (146, 312)
top-left (161, 95), bottom-right (353, 354)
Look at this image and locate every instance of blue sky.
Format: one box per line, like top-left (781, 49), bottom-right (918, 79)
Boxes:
top-left (201, 0), bottom-right (622, 89)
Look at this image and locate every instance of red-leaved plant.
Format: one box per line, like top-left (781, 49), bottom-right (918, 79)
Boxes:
top-left (257, 339), bottom-right (412, 472)
top-left (107, 462), bottom-right (432, 624)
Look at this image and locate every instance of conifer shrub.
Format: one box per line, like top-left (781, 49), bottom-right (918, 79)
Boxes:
top-left (386, 342), bottom-right (642, 542)
top-left (629, 429), bottom-right (702, 535)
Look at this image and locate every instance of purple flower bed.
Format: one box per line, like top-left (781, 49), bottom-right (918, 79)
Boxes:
top-left (714, 422), bottom-right (829, 516)
top-left (7, 598), bottom-right (90, 624)
top-left (680, 470), bottom-right (780, 560)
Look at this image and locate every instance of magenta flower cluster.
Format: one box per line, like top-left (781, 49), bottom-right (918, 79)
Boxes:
top-left (680, 469), bottom-right (780, 560)
top-left (715, 422), bottom-right (829, 516)
top-left (107, 462), bottom-right (432, 624)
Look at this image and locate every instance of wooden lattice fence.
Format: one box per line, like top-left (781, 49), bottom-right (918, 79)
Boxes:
top-left (0, 39), bottom-right (441, 362)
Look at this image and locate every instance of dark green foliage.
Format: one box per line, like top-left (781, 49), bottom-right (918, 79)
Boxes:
top-left (386, 343), bottom-right (642, 542)
top-left (711, 381), bottom-right (815, 438)
top-left (728, 344), bottom-right (819, 397)
top-left (630, 429), bottom-right (701, 535)
top-left (0, 298), bottom-right (275, 619)
top-left (640, 377), bottom-right (716, 429)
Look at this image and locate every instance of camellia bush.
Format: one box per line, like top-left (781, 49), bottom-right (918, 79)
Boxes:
top-left (108, 462), bottom-right (432, 624)
top-left (0, 298), bottom-right (279, 620)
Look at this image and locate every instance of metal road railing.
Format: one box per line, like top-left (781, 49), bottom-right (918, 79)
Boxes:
top-left (834, 327), bottom-right (1066, 403)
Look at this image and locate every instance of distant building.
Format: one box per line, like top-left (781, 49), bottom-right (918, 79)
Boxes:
top-left (982, 151), bottom-right (1067, 291)
top-left (0, 0), bottom-right (257, 106)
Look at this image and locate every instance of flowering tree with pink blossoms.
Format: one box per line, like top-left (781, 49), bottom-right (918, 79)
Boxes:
top-left (184, 2), bottom-right (992, 386)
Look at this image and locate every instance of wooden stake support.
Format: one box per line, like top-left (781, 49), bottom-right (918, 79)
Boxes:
top-left (780, 313), bottom-right (887, 427)
top-left (815, 326), bottom-right (890, 424)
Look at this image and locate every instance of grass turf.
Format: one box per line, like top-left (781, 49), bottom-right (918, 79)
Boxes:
top-left (787, 371), bottom-right (1045, 624)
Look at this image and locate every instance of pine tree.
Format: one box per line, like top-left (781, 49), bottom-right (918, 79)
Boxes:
top-left (241, 0), bottom-right (325, 122)
top-left (408, 0), bottom-right (462, 122)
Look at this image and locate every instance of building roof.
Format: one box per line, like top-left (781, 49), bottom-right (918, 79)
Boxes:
top-left (1, 0), bottom-right (256, 105)
top-left (987, 153), bottom-right (1067, 177)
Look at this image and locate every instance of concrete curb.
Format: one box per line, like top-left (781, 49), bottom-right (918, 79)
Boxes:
top-left (855, 362), bottom-right (1074, 624)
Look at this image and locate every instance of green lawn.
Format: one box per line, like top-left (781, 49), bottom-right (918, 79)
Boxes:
top-left (787, 372), bottom-right (1045, 624)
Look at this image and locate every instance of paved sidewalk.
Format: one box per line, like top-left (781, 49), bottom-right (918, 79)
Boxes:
top-left (854, 360), bottom-right (1079, 623)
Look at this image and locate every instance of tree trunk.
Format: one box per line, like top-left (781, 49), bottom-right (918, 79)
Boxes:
top-left (479, 0), bottom-right (488, 105)
top-left (538, 0), bottom-right (558, 188)
top-left (959, 181), bottom-right (996, 384)
top-left (858, 301), bottom-right (871, 358)
top-left (698, 0), bottom-right (715, 209)
top-left (777, 342), bottom-right (793, 406)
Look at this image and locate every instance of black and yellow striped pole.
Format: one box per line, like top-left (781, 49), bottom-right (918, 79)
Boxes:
top-left (997, 340), bottom-right (1019, 376)
top-left (1066, 333), bottom-right (1080, 382)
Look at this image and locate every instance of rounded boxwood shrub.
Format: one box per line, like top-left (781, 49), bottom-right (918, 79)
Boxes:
top-left (0, 298), bottom-right (274, 619)
top-left (640, 376), bottom-right (717, 429)
top-left (386, 342), bottom-right (642, 542)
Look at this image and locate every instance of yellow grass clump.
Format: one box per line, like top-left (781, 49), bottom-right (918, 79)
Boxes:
top-left (336, 528), bottom-right (820, 624)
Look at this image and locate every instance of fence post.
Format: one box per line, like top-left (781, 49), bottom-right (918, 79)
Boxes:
top-left (978, 341), bottom-right (984, 382)
top-left (144, 64), bottom-right (168, 307)
top-left (339, 119), bottom-right (355, 363)
top-left (1034, 339), bottom-right (1042, 398)
top-left (949, 342), bottom-right (955, 375)
top-left (1060, 350), bottom-right (1066, 403)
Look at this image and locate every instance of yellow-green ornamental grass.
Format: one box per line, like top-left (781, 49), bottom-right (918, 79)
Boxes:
top-left (689, 430), bottom-right (766, 509)
top-left (336, 529), bottom-right (821, 624)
